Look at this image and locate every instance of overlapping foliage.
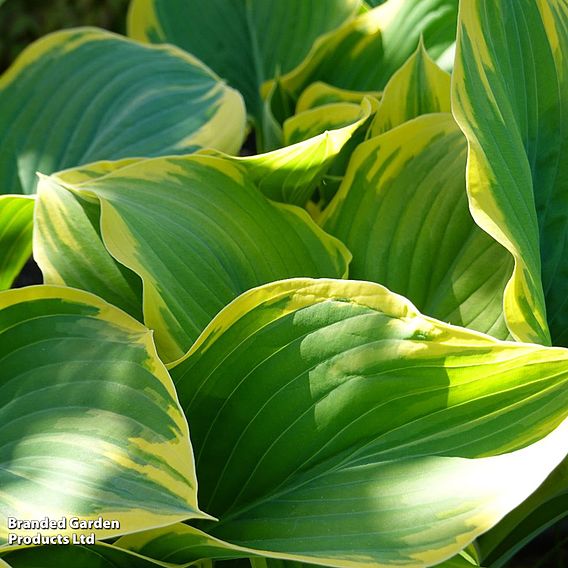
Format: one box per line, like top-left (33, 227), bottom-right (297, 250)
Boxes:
top-left (0, 1), bottom-right (567, 567)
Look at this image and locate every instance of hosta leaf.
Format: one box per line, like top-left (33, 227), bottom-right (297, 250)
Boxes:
top-left (127, 0), bottom-right (360, 122)
top-left (452, 0), bottom-right (568, 346)
top-left (250, 559), bottom-right (314, 568)
top-left (54, 158), bottom-right (142, 186)
top-left (118, 524), bottom-right (259, 564)
top-left (322, 114), bottom-right (512, 339)
top-left (2, 543), bottom-right (166, 568)
top-left (35, 173), bottom-right (143, 320)
top-left (276, 0), bottom-right (459, 100)
top-left (38, 157), bottom-right (351, 362)
top-left (117, 524), bottom-right (483, 568)
top-left (368, 41), bottom-right (450, 136)
top-left (477, 456), bottom-right (568, 568)
top-left (284, 100), bottom-right (379, 189)
top-left (211, 98), bottom-right (374, 206)
top-left (283, 97), bottom-right (380, 203)
top-left (0, 196), bottom-right (34, 290)
top-left (250, 553), bottom-right (483, 568)
top-left (260, 80), bottom-right (293, 152)
top-left (296, 82), bottom-right (382, 113)
top-left (0, 27), bottom-right (245, 196)
top-left (436, 42), bottom-right (457, 73)
top-left (161, 278), bottom-right (568, 567)
top-left (0, 286), bottom-right (205, 548)
top-left (284, 101), bottom-right (373, 146)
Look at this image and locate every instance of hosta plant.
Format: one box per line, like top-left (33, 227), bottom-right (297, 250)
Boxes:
top-left (0, 1), bottom-right (567, 567)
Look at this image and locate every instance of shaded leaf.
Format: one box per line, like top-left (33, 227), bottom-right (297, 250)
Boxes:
top-left (127, 0), bottom-right (360, 127)
top-left (2, 543), bottom-right (167, 568)
top-left (0, 27), bottom-right (245, 195)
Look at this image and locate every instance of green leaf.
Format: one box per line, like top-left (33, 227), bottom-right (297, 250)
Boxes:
top-left (203, 98), bottom-right (374, 206)
top-left (283, 98), bottom-right (379, 201)
top-left (159, 278), bottom-right (567, 567)
top-left (251, 548), bottom-right (485, 568)
top-left (0, 196), bottom-right (34, 290)
top-left (0, 286), bottom-right (206, 549)
top-left (259, 79), bottom-right (292, 152)
top-left (250, 558), bottom-right (312, 568)
top-left (248, 552), bottom-right (484, 568)
top-left (0, 27), bottom-right (246, 195)
top-left (452, 0), bottom-right (568, 346)
top-left (35, 166), bottom-right (143, 320)
top-left (117, 524), bottom-right (483, 567)
top-left (322, 113), bottom-right (513, 339)
top-left (37, 157), bottom-right (351, 362)
top-left (283, 102), bottom-right (370, 146)
top-left (296, 82), bottom-right (381, 114)
top-left (276, 0), bottom-right (459, 100)
top-left (118, 524), bottom-right (256, 564)
top-left (53, 158), bottom-right (143, 186)
top-left (2, 543), bottom-right (167, 568)
top-left (368, 40), bottom-right (450, 136)
top-left (477, 457), bottom-right (568, 568)
top-left (127, 0), bottom-right (360, 122)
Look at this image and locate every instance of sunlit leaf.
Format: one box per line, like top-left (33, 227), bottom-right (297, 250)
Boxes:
top-left (0, 286), bottom-right (205, 548)
top-left (202, 98), bottom-right (375, 206)
top-left (128, 278), bottom-right (568, 567)
top-left (296, 82), bottom-right (381, 113)
top-left (477, 456), bottom-right (568, 568)
top-left (0, 196), bottom-right (34, 290)
top-left (452, 0), bottom-right (568, 346)
top-left (368, 41), bottom-right (450, 136)
top-left (322, 114), bottom-right (512, 338)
